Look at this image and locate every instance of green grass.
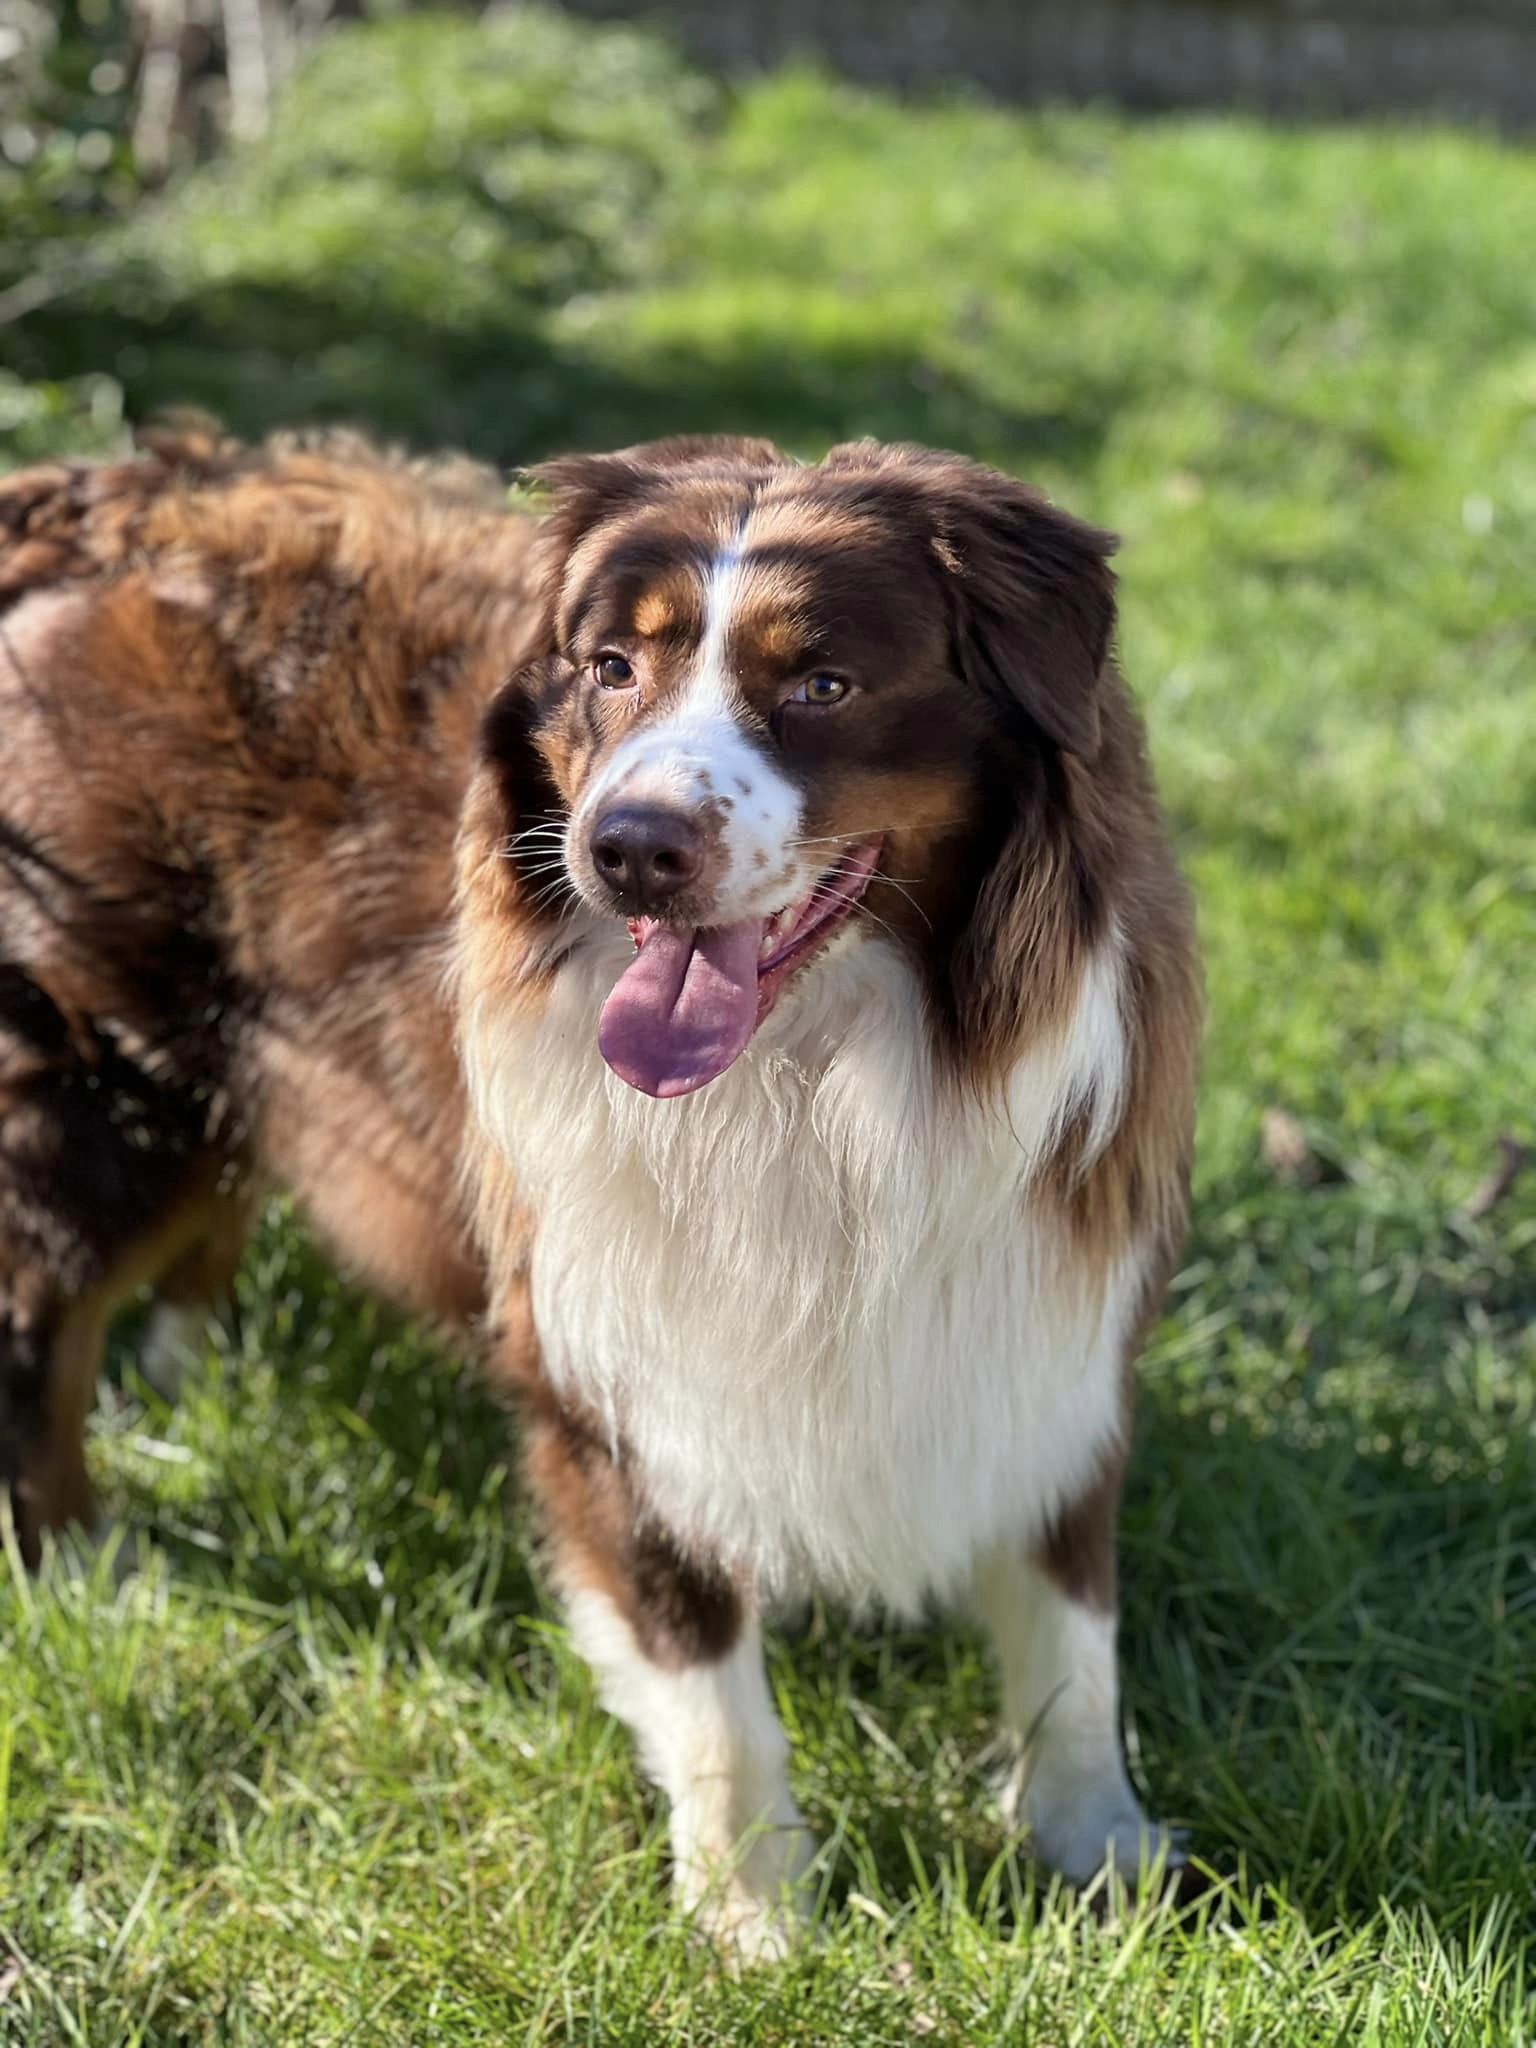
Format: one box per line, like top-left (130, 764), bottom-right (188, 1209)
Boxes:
top-left (2, 10), bottom-right (1535, 2042)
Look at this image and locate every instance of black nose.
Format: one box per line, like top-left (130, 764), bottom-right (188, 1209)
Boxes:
top-left (590, 805), bottom-right (702, 911)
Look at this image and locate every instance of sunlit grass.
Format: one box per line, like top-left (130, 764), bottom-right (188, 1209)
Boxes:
top-left (1, 10), bottom-right (1533, 2042)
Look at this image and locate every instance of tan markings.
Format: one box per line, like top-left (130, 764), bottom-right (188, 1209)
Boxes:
top-left (521, 1379), bottom-right (745, 1668)
top-left (729, 559), bottom-right (816, 669)
top-left (823, 763), bottom-right (975, 843)
top-left (633, 589), bottom-right (676, 638)
top-left (19, 1300), bottom-right (110, 1550)
top-left (751, 616), bottom-right (808, 665)
top-left (1033, 1439), bottom-right (1128, 1611)
top-left (629, 567), bottom-right (703, 644)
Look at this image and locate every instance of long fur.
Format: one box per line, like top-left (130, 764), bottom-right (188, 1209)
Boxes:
top-left (456, 436), bottom-right (1199, 1613)
top-left (3, 425), bottom-right (1203, 1937)
top-left (462, 907), bottom-right (1146, 1610)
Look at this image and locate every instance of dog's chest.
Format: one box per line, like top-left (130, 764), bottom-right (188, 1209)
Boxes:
top-left (471, 937), bottom-right (1135, 1609)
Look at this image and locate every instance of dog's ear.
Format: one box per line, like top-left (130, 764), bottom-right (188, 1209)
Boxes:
top-left (823, 442), bottom-right (1116, 758)
top-left (528, 435), bottom-right (791, 565)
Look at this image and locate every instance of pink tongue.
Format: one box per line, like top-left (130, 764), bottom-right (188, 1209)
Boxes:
top-left (598, 920), bottom-right (765, 1098)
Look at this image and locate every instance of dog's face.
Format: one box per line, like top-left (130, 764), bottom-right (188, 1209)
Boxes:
top-left (493, 437), bottom-right (1118, 1097)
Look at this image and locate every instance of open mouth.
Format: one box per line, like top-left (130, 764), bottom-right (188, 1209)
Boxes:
top-left (597, 839), bottom-right (883, 1099)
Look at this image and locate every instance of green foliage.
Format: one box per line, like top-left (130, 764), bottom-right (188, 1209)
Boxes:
top-left (1, 10), bottom-right (1534, 2041)
top-left (0, 1), bottom-right (141, 260)
top-left (4, 8), bottom-right (721, 459)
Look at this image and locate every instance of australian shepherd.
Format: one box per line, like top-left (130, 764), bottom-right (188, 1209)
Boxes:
top-left (1, 426), bottom-right (1201, 1955)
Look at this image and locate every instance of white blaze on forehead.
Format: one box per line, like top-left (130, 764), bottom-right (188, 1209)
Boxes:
top-left (697, 516), bottom-right (749, 697)
top-left (579, 516), bottom-right (803, 919)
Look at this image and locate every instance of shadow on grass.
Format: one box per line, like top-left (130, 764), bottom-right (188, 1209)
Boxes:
top-left (11, 272), bottom-right (1124, 474)
top-left (799, 1393), bottom-right (1531, 1942)
top-left (98, 1162), bottom-right (1535, 1943)
top-left (104, 1221), bottom-right (543, 1656)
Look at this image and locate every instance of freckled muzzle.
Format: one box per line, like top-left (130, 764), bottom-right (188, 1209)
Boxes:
top-left (564, 705), bottom-right (880, 1099)
top-left (568, 707), bottom-right (799, 930)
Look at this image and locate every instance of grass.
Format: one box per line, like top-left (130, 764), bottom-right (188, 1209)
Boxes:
top-left (2, 9), bottom-right (1535, 2041)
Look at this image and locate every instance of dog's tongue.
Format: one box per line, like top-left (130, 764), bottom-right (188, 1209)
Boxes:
top-left (599, 920), bottom-right (764, 1098)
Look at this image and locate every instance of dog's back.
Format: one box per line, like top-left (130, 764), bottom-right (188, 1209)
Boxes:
top-left (0, 427), bottom-right (534, 1556)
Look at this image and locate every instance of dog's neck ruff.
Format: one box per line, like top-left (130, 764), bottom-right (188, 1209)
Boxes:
top-left (462, 919), bottom-right (1141, 1612)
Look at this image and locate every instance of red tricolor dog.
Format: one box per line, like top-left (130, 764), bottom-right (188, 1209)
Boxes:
top-left (458, 435), bottom-right (1203, 1950)
top-left (1, 429), bottom-right (1201, 1958)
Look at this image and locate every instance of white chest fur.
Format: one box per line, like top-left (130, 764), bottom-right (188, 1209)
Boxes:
top-left (462, 927), bottom-right (1144, 1612)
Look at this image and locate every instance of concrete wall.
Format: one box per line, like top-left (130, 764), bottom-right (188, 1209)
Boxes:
top-left (559, 0), bottom-right (1536, 125)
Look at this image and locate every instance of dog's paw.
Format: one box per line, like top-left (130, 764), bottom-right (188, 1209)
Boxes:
top-left (677, 1823), bottom-right (817, 1968)
top-left (137, 1304), bottom-right (215, 1402)
top-left (688, 1881), bottom-right (808, 1967)
top-left (1001, 1766), bottom-right (1187, 1901)
top-left (1084, 1816), bottom-right (1189, 1898)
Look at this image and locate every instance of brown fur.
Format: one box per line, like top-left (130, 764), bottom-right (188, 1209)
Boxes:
top-left (0, 426), bottom-right (536, 1557)
top-left (458, 433), bottom-right (1200, 1630)
top-left (526, 1393), bottom-right (743, 1666)
top-left (4, 428), bottom-right (1199, 1847)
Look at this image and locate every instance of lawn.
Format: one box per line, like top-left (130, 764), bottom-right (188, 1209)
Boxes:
top-left (2, 9), bottom-right (1534, 2042)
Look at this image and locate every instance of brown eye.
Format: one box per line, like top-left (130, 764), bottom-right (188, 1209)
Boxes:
top-left (789, 673), bottom-right (849, 707)
top-left (593, 652), bottom-right (636, 690)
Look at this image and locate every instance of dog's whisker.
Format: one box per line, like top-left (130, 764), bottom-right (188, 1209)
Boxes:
top-left (501, 842), bottom-right (567, 862)
top-left (865, 876), bottom-right (931, 929)
top-left (511, 822), bottom-right (570, 837)
top-left (795, 884), bottom-right (906, 951)
top-left (524, 878), bottom-right (577, 915)
top-left (786, 818), bottom-right (967, 849)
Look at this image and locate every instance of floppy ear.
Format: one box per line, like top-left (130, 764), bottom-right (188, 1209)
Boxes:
top-left (937, 468), bottom-right (1116, 758)
top-left (824, 442), bottom-right (1117, 758)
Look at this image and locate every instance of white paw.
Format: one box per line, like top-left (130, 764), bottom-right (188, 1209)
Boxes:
top-left (677, 1823), bottom-right (817, 1966)
top-left (1001, 1764), bottom-right (1185, 1895)
top-left (138, 1305), bottom-right (215, 1401)
top-left (1086, 1814), bottom-right (1188, 1894)
top-left (687, 1881), bottom-right (807, 1966)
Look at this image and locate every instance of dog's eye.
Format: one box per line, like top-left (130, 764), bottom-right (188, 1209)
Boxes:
top-left (789, 673), bottom-right (850, 708)
top-left (593, 652), bottom-right (636, 690)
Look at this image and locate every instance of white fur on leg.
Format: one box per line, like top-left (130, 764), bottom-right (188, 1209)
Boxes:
top-left (138, 1303), bottom-right (214, 1402)
top-left (565, 1588), bottom-right (815, 1960)
top-left (970, 1547), bottom-right (1180, 1890)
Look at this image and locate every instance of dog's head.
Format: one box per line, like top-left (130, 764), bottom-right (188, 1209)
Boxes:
top-left (479, 436), bottom-right (1119, 1098)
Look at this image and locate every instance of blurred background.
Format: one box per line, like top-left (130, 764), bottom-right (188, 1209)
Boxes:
top-left (1, 5), bottom-right (1532, 2040)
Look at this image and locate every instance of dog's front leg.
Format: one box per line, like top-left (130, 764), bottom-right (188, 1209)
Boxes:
top-left (524, 1398), bottom-right (815, 1960)
top-left (968, 1537), bottom-right (1183, 1894)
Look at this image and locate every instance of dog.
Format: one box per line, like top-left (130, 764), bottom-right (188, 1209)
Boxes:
top-left (0, 424), bottom-right (525, 1558)
top-left (1, 427), bottom-right (1201, 1957)
top-left (453, 433), bottom-right (1203, 1951)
